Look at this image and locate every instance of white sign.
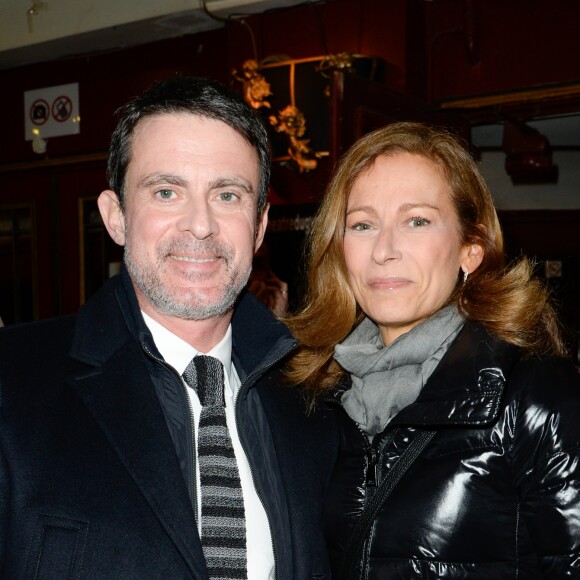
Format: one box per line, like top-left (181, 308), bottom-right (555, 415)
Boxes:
top-left (24, 83), bottom-right (80, 141)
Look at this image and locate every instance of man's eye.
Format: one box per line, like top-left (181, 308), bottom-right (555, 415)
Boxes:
top-left (218, 192), bottom-right (239, 202)
top-left (155, 189), bottom-right (175, 200)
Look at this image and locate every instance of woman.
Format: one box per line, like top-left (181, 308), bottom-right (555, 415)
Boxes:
top-left (286, 122), bottom-right (580, 579)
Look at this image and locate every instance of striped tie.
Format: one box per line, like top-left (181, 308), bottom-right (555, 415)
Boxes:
top-left (182, 355), bottom-right (247, 579)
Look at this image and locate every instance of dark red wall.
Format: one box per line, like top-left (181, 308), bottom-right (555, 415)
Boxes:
top-left (425, 0), bottom-right (580, 101)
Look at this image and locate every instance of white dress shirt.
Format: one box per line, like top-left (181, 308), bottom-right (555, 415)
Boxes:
top-left (142, 312), bottom-right (275, 579)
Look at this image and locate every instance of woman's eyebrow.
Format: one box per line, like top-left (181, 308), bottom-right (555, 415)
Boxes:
top-left (346, 204), bottom-right (377, 216)
top-left (398, 202), bottom-right (440, 213)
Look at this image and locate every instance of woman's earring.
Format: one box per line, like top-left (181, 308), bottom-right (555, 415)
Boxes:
top-left (463, 270), bottom-right (469, 284)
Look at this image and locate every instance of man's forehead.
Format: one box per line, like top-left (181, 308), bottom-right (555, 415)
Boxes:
top-left (128, 112), bottom-right (257, 164)
top-left (132, 112), bottom-right (238, 140)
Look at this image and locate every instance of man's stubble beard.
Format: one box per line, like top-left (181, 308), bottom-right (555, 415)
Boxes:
top-left (124, 236), bottom-right (252, 321)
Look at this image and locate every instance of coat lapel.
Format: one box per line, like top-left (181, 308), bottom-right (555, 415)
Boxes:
top-left (70, 335), bottom-right (207, 578)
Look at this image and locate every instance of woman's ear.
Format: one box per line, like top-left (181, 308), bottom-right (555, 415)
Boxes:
top-left (97, 190), bottom-right (126, 246)
top-left (460, 240), bottom-right (484, 276)
top-left (460, 223), bottom-right (486, 276)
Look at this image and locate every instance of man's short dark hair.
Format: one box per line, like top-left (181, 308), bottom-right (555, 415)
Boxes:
top-left (107, 75), bottom-right (271, 214)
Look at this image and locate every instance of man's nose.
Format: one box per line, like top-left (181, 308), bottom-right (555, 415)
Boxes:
top-left (176, 197), bottom-right (218, 239)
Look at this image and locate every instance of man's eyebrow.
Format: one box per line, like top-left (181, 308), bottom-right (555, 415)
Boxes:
top-left (136, 174), bottom-right (255, 194)
top-left (209, 177), bottom-right (255, 195)
top-left (137, 173), bottom-right (188, 188)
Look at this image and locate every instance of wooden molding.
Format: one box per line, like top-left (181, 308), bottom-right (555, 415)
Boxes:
top-left (0, 152), bottom-right (107, 174)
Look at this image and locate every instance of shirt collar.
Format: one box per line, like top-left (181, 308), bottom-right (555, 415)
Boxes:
top-left (141, 311), bottom-right (234, 383)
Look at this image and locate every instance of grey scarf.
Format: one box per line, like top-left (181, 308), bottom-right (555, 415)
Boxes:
top-left (334, 305), bottom-right (464, 436)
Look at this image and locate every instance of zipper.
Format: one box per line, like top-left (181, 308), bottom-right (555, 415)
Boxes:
top-left (234, 339), bottom-right (297, 580)
top-left (143, 346), bottom-right (198, 527)
top-left (351, 424), bottom-right (382, 580)
top-left (354, 424), bottom-right (377, 492)
top-left (365, 447), bottom-right (378, 488)
top-left (179, 373), bottom-right (198, 527)
top-left (339, 426), bottom-right (408, 580)
top-left (355, 425), bottom-right (397, 505)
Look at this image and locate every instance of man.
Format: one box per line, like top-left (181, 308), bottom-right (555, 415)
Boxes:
top-left (0, 76), bottom-right (337, 579)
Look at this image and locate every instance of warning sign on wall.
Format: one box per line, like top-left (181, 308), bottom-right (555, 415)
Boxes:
top-left (24, 83), bottom-right (80, 140)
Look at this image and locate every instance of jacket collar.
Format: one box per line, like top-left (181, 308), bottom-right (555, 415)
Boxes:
top-left (69, 268), bottom-right (137, 366)
top-left (390, 322), bottom-right (521, 427)
top-left (71, 266), bottom-right (296, 375)
top-left (230, 290), bottom-right (297, 383)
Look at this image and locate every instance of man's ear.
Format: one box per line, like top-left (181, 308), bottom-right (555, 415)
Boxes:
top-left (254, 203), bottom-right (269, 253)
top-left (97, 190), bottom-right (126, 246)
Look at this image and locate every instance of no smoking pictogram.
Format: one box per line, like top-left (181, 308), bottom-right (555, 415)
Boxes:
top-left (52, 95), bottom-right (72, 122)
top-left (30, 99), bottom-right (49, 126)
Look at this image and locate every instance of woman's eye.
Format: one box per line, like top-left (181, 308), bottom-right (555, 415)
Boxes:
top-left (155, 189), bottom-right (175, 200)
top-left (348, 222), bottom-right (372, 231)
top-left (409, 216), bottom-right (430, 227)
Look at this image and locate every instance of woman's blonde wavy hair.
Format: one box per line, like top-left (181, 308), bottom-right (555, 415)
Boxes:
top-left (284, 122), bottom-right (567, 399)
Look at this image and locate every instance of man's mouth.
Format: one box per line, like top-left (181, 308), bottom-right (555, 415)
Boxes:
top-left (170, 255), bottom-right (219, 263)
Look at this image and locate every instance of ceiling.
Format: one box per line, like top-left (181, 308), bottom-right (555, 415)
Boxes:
top-left (0, 0), bottom-right (307, 70)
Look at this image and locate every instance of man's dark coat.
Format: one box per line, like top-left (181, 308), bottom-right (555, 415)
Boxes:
top-left (0, 273), bottom-right (338, 579)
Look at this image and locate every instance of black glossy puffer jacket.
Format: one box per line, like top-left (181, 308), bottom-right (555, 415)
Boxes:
top-left (324, 322), bottom-right (580, 579)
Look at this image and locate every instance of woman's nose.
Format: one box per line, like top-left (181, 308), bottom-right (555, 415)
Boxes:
top-left (371, 227), bottom-right (402, 264)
